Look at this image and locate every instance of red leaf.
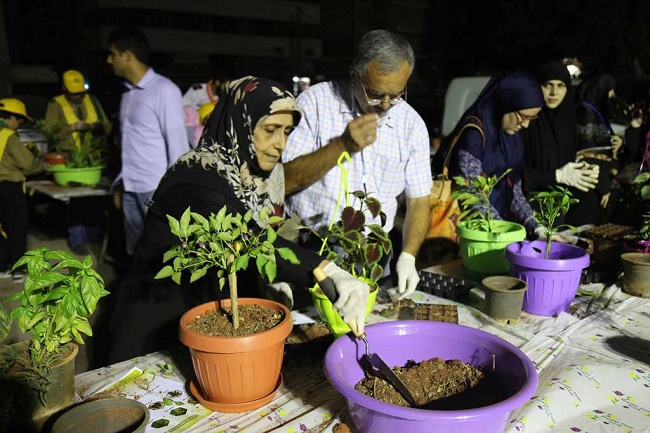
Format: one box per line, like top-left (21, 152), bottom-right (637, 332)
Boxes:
top-left (342, 207), bottom-right (365, 231)
top-left (365, 197), bottom-right (381, 218)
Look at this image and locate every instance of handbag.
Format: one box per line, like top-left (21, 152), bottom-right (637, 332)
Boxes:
top-left (427, 116), bottom-right (485, 241)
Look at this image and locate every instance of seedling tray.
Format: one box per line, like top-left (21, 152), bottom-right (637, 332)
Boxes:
top-left (417, 271), bottom-right (475, 300)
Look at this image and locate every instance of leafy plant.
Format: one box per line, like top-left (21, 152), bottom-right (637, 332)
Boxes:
top-left (155, 205), bottom-right (300, 329)
top-left (0, 248), bottom-right (109, 402)
top-left (65, 133), bottom-right (104, 168)
top-left (529, 186), bottom-right (579, 258)
top-left (632, 173), bottom-right (650, 241)
top-left (36, 119), bottom-right (105, 168)
top-left (309, 189), bottom-right (392, 287)
top-left (634, 172), bottom-right (650, 201)
top-left (452, 169), bottom-right (512, 232)
top-left (638, 212), bottom-right (650, 240)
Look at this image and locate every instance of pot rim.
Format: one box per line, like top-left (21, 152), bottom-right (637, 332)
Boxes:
top-left (505, 240), bottom-right (590, 271)
top-left (324, 320), bottom-right (538, 421)
top-left (178, 298), bottom-right (292, 353)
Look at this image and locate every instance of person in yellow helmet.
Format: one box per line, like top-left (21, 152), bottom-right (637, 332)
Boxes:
top-left (43, 70), bottom-right (113, 253)
top-left (43, 69), bottom-right (112, 152)
top-left (0, 98), bottom-right (44, 281)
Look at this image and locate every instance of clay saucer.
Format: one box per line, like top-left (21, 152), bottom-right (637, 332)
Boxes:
top-left (189, 374), bottom-right (283, 413)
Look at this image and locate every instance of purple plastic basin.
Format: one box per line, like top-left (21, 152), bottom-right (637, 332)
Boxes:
top-left (323, 321), bottom-right (538, 433)
top-left (506, 241), bottom-right (591, 316)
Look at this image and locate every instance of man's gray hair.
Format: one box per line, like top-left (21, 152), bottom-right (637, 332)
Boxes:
top-left (351, 30), bottom-right (415, 77)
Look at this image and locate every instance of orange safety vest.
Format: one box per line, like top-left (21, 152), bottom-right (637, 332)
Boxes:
top-left (53, 94), bottom-right (99, 149)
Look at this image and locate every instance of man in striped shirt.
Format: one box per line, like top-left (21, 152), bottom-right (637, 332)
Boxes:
top-left (283, 29), bottom-right (432, 300)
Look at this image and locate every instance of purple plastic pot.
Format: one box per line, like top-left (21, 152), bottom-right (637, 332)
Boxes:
top-left (323, 321), bottom-right (537, 433)
top-left (505, 241), bottom-right (590, 316)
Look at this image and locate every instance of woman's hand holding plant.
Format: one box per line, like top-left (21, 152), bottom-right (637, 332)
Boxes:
top-left (321, 261), bottom-right (370, 334)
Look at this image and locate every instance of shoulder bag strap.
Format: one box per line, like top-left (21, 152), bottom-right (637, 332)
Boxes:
top-left (440, 118), bottom-right (486, 179)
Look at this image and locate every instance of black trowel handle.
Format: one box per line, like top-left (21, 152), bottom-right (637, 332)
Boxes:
top-left (312, 266), bottom-right (338, 304)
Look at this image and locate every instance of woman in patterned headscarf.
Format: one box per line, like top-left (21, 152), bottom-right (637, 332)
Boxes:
top-left (106, 77), bottom-right (369, 363)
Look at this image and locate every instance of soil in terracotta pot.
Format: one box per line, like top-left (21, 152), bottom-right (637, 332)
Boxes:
top-left (188, 304), bottom-right (283, 337)
top-left (355, 357), bottom-right (505, 409)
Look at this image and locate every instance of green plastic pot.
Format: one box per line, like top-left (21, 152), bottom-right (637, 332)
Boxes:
top-left (457, 220), bottom-right (526, 276)
top-left (48, 165), bottom-right (104, 187)
top-left (309, 278), bottom-right (378, 337)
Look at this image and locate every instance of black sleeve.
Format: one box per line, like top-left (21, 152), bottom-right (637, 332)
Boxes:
top-left (522, 167), bottom-right (557, 194)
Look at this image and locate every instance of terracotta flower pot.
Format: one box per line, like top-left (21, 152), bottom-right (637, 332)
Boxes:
top-left (43, 152), bottom-right (68, 166)
top-left (179, 298), bottom-right (292, 413)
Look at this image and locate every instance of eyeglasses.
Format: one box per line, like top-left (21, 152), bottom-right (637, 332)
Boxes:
top-left (515, 111), bottom-right (539, 123)
top-left (357, 78), bottom-right (406, 106)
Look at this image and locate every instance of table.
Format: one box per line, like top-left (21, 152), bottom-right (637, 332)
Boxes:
top-left (75, 267), bottom-right (650, 432)
top-left (26, 179), bottom-right (112, 204)
top-left (26, 179), bottom-right (113, 263)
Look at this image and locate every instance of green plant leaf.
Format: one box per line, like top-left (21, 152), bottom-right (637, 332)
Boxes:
top-left (264, 260), bottom-right (277, 283)
top-left (155, 265), bottom-right (174, 280)
top-left (266, 227), bottom-right (277, 244)
top-left (189, 267), bottom-right (207, 283)
top-left (166, 214), bottom-right (181, 237)
top-left (276, 247), bottom-right (300, 264)
top-left (233, 254), bottom-right (250, 273)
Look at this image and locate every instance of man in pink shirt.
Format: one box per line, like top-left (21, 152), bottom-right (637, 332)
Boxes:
top-left (106, 26), bottom-right (189, 257)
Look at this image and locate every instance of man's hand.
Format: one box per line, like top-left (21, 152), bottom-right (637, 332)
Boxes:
top-left (340, 114), bottom-right (379, 152)
top-left (71, 121), bottom-right (90, 132)
top-left (113, 190), bottom-right (122, 211)
top-left (394, 252), bottom-right (419, 300)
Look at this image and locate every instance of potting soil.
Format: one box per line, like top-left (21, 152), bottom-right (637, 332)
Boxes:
top-left (188, 304), bottom-right (283, 337)
top-left (355, 357), bottom-right (505, 409)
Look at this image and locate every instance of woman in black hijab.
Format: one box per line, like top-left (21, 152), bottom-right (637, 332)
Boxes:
top-left (522, 62), bottom-right (600, 226)
top-left (106, 77), bottom-right (369, 364)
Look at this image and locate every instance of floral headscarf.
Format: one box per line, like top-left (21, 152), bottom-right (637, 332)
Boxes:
top-left (171, 76), bottom-right (300, 225)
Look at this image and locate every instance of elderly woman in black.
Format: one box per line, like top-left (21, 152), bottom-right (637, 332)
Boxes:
top-left (107, 76), bottom-right (369, 363)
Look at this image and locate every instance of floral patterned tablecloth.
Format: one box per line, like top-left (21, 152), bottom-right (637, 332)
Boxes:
top-left (75, 273), bottom-right (650, 433)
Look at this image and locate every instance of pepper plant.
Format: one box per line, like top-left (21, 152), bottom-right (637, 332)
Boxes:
top-left (155, 205), bottom-right (300, 329)
top-left (529, 186), bottom-right (579, 258)
top-left (452, 168), bottom-right (512, 232)
top-left (0, 248), bottom-right (108, 402)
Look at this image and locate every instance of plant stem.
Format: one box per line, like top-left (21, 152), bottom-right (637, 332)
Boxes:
top-left (227, 254), bottom-right (239, 330)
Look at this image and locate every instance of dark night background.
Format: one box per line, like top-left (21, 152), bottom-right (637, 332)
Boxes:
top-left (2, 0), bottom-right (650, 134)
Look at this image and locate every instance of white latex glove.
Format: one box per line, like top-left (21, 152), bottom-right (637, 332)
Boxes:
top-left (534, 227), bottom-right (548, 240)
top-left (555, 162), bottom-right (599, 192)
top-left (395, 252), bottom-right (419, 300)
top-left (265, 282), bottom-right (294, 310)
top-left (322, 262), bottom-right (370, 334)
top-left (600, 192), bottom-right (611, 208)
top-left (535, 227), bottom-right (578, 245)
